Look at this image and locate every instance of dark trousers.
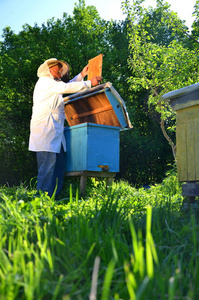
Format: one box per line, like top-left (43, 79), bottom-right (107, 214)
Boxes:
top-left (36, 146), bottom-right (65, 197)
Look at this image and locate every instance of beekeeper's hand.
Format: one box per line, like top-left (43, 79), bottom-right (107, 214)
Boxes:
top-left (91, 76), bottom-right (103, 86)
top-left (81, 65), bottom-right (89, 78)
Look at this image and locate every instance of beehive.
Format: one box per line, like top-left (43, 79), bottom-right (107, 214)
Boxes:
top-left (63, 82), bottom-right (132, 193)
top-left (162, 82), bottom-right (199, 200)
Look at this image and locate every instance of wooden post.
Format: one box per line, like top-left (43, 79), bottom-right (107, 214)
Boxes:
top-left (182, 182), bottom-right (199, 203)
top-left (80, 175), bottom-right (87, 196)
top-left (106, 177), bottom-right (113, 187)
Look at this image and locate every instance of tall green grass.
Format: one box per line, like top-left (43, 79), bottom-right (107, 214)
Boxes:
top-left (0, 173), bottom-right (199, 299)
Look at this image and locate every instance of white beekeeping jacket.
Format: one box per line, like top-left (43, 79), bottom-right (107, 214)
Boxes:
top-left (29, 60), bottom-right (91, 153)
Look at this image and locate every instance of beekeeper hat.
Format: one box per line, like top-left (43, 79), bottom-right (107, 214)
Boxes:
top-left (37, 58), bottom-right (70, 77)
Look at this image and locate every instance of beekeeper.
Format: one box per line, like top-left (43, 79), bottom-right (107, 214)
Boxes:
top-left (29, 58), bottom-right (102, 197)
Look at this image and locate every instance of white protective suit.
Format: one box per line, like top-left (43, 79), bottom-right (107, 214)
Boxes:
top-left (29, 58), bottom-right (91, 153)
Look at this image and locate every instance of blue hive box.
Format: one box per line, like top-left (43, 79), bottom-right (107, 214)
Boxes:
top-left (64, 123), bottom-right (120, 172)
top-left (64, 82), bottom-right (132, 174)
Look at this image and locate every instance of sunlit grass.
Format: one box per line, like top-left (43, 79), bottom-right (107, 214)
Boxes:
top-left (0, 173), bottom-right (199, 299)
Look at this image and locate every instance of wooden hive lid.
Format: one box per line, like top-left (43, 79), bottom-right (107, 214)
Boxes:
top-left (161, 82), bottom-right (199, 111)
top-left (63, 82), bottom-right (132, 129)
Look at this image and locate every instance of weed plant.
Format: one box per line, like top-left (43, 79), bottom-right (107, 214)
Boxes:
top-left (0, 172), bottom-right (199, 299)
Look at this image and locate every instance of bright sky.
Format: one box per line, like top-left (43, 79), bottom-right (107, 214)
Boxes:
top-left (0, 0), bottom-right (196, 39)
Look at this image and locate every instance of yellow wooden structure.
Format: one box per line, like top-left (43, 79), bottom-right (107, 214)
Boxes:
top-left (176, 105), bottom-right (199, 182)
top-left (162, 83), bottom-right (199, 201)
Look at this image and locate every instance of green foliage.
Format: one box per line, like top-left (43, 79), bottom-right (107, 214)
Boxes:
top-left (191, 0), bottom-right (199, 43)
top-left (125, 0), bottom-right (199, 116)
top-left (122, 0), bottom-right (199, 159)
top-left (118, 85), bottom-right (175, 186)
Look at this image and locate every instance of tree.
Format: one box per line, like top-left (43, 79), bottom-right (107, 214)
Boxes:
top-left (191, 0), bottom-right (199, 43)
top-left (122, 0), bottom-right (199, 159)
top-left (1, 0), bottom-right (197, 187)
top-left (0, 1), bottom-right (110, 185)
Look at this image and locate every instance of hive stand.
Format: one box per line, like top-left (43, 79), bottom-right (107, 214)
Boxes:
top-left (65, 170), bottom-right (116, 195)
